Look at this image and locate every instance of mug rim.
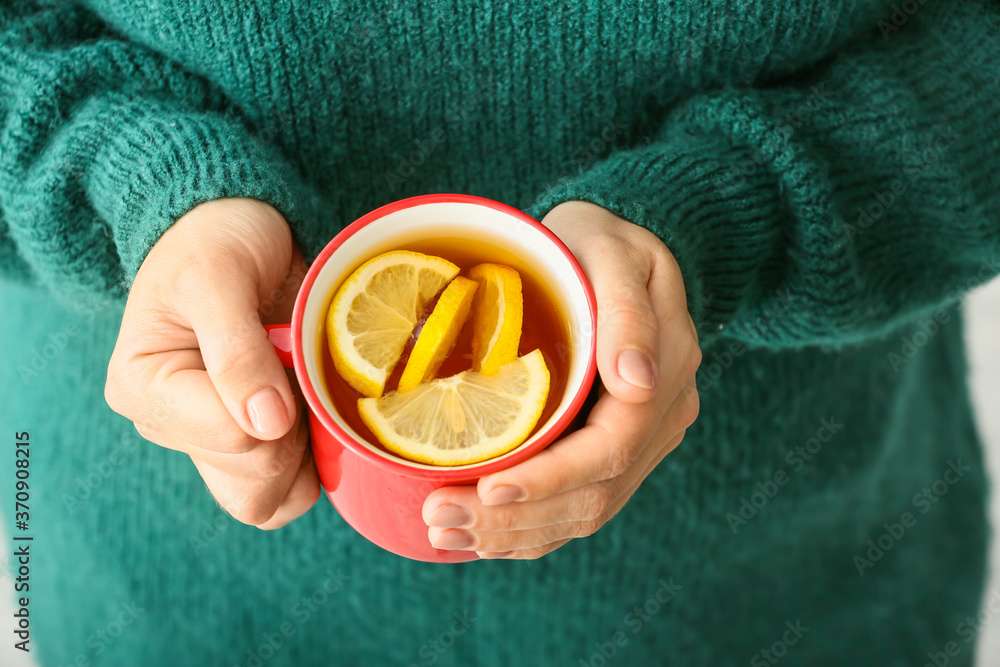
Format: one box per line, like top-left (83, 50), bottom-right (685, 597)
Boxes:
top-left (292, 193), bottom-right (598, 480)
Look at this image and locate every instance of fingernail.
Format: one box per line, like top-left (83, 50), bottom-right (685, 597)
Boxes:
top-left (483, 485), bottom-right (525, 506)
top-left (246, 388), bottom-right (288, 438)
top-left (428, 504), bottom-right (472, 528)
top-left (617, 350), bottom-right (656, 390)
top-left (432, 529), bottom-right (474, 550)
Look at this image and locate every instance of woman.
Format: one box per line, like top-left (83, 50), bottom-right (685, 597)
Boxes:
top-left (2, 1), bottom-right (998, 664)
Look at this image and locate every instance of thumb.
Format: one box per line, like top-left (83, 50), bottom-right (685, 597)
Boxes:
top-left (593, 251), bottom-right (661, 404)
top-left (182, 259), bottom-right (298, 442)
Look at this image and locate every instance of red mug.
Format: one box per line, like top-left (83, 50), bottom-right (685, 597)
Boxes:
top-left (266, 194), bottom-right (597, 562)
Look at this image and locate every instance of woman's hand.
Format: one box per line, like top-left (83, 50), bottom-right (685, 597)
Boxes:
top-left (422, 201), bottom-right (701, 559)
top-left (105, 198), bottom-right (320, 529)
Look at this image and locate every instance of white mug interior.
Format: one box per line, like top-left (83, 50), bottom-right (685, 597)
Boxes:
top-left (300, 200), bottom-right (595, 471)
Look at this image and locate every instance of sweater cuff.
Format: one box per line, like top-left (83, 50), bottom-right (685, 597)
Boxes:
top-left (88, 103), bottom-right (315, 289)
top-left (528, 130), bottom-right (786, 342)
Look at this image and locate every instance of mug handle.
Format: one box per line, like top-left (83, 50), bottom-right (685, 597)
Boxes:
top-left (263, 324), bottom-right (294, 368)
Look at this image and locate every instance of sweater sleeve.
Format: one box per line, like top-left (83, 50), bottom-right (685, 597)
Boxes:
top-left (0, 3), bottom-right (316, 303)
top-left (530, 0), bottom-right (1000, 349)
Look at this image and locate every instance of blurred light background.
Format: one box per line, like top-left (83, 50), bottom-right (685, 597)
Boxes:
top-left (967, 278), bottom-right (1000, 665)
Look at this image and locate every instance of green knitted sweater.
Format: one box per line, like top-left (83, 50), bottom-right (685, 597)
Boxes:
top-left (2, 1), bottom-right (999, 665)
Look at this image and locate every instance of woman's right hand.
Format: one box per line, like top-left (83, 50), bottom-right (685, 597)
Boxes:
top-left (105, 198), bottom-right (320, 529)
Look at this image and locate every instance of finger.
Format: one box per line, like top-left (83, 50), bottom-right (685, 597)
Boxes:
top-left (261, 249), bottom-right (308, 326)
top-left (479, 539), bottom-right (571, 560)
top-left (427, 482), bottom-right (613, 533)
top-left (426, 397), bottom-right (689, 549)
top-left (428, 520), bottom-right (574, 553)
top-left (128, 361), bottom-right (260, 455)
top-left (429, 481), bottom-right (633, 552)
top-left (256, 448), bottom-right (321, 530)
top-left (475, 398), bottom-right (656, 506)
top-left (477, 351), bottom-right (699, 506)
top-left (191, 415), bottom-right (309, 526)
top-left (427, 403), bottom-right (689, 533)
top-left (468, 429), bottom-right (686, 556)
top-left (644, 256), bottom-right (702, 389)
top-left (584, 235), bottom-right (662, 404)
top-left (541, 205), bottom-right (665, 403)
top-left (176, 254), bottom-right (297, 442)
top-left (593, 230), bottom-right (700, 406)
top-left (134, 405), bottom-right (303, 479)
top-left (128, 361), bottom-right (303, 457)
top-left (474, 429), bottom-right (685, 560)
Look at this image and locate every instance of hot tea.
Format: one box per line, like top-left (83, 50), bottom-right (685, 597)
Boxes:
top-left (322, 236), bottom-right (571, 465)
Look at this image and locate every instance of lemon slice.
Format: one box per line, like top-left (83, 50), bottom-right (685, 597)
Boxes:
top-left (468, 263), bottom-right (523, 376)
top-left (358, 349), bottom-right (550, 466)
top-left (398, 276), bottom-right (479, 393)
top-left (327, 250), bottom-right (459, 398)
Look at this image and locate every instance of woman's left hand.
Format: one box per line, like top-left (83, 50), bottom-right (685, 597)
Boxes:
top-left (422, 201), bottom-right (702, 559)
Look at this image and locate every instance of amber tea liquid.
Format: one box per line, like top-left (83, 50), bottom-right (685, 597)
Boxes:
top-left (321, 237), bottom-right (572, 458)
